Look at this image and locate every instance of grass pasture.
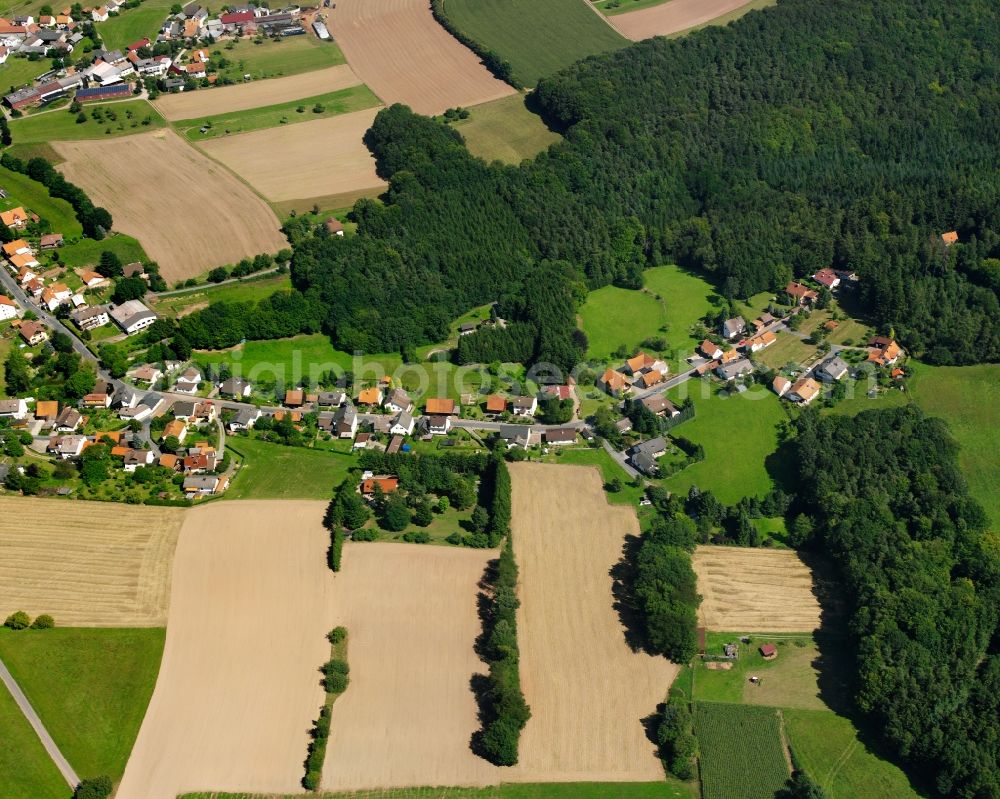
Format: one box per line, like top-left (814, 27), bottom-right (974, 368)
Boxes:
top-left (57, 234), bottom-right (147, 269)
top-left (0, 53), bottom-right (49, 91)
top-left (211, 35), bottom-right (345, 82)
top-left (580, 265), bottom-right (719, 362)
top-left (0, 164), bottom-right (82, 237)
top-left (694, 703), bottom-right (789, 799)
top-left (226, 437), bottom-right (355, 500)
top-left (0, 627), bottom-right (164, 782)
top-left (151, 274), bottom-right (291, 317)
top-left (174, 84), bottom-right (381, 141)
top-left (783, 709), bottom-right (923, 799)
top-left (910, 362), bottom-right (1000, 528)
top-left (98, 0), bottom-right (175, 50)
top-left (454, 94), bottom-right (560, 164)
top-left (662, 382), bottom-right (786, 503)
top-left (0, 679), bottom-right (68, 799)
top-left (10, 99), bottom-right (166, 142)
top-left (442, 0), bottom-right (626, 86)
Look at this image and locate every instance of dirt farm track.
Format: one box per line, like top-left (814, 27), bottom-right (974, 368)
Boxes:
top-left (327, 0), bottom-right (514, 114)
top-left (153, 64), bottom-right (364, 120)
top-left (0, 495), bottom-right (184, 626)
top-left (116, 501), bottom-right (334, 799)
top-left (692, 545), bottom-right (821, 632)
top-left (506, 463), bottom-right (676, 782)
top-left (53, 131), bottom-right (288, 282)
top-left (609, 0), bottom-right (760, 40)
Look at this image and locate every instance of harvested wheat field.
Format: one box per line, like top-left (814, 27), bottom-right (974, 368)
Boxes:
top-left (693, 545), bottom-right (821, 632)
top-left (116, 501), bottom-right (334, 799)
top-left (0, 495), bottom-right (183, 626)
top-left (609, 0), bottom-right (760, 40)
top-left (153, 64), bottom-right (364, 120)
top-left (323, 542), bottom-right (501, 791)
top-left (506, 463), bottom-right (676, 782)
top-left (53, 131), bottom-right (286, 282)
top-left (327, 0), bottom-right (514, 114)
top-left (198, 108), bottom-right (386, 203)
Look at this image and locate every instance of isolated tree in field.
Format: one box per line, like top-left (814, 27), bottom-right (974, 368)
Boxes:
top-left (30, 614), bottom-right (54, 629)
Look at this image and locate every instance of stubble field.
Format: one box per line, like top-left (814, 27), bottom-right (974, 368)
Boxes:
top-left (116, 500), bottom-right (334, 799)
top-left (326, 0), bottom-right (515, 114)
top-left (692, 545), bottom-right (821, 632)
top-left (608, 0), bottom-right (762, 40)
top-left (507, 463), bottom-right (677, 782)
top-left (197, 108), bottom-right (387, 204)
top-left (153, 64), bottom-right (366, 120)
top-left (53, 131), bottom-right (287, 282)
top-left (322, 543), bottom-right (501, 791)
top-left (0, 496), bottom-right (184, 626)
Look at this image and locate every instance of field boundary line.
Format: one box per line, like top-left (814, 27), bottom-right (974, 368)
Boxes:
top-left (0, 656), bottom-right (80, 788)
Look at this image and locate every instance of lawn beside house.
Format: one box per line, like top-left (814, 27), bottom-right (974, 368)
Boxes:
top-left (0, 627), bottom-right (165, 783)
top-left (226, 436), bottom-right (355, 500)
top-left (97, 0), bottom-right (176, 50)
top-left (57, 235), bottom-right (148, 270)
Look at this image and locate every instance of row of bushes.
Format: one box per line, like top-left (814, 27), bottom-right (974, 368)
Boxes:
top-left (4, 611), bottom-right (53, 630)
top-left (303, 627), bottom-right (349, 790)
top-left (429, 0), bottom-right (523, 89)
top-left (656, 694), bottom-right (697, 780)
top-left (0, 153), bottom-right (113, 239)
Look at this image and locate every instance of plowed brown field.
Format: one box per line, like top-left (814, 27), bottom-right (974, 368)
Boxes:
top-left (53, 131), bottom-right (287, 282)
top-left (609, 0), bottom-right (759, 40)
top-left (506, 463), bottom-right (676, 782)
top-left (693, 545), bottom-right (821, 632)
top-left (197, 108), bottom-right (386, 203)
top-left (0, 496), bottom-right (183, 626)
top-left (327, 0), bottom-right (514, 114)
top-left (116, 501), bottom-right (334, 799)
top-left (153, 64), bottom-right (364, 120)
top-left (322, 543), bottom-right (501, 791)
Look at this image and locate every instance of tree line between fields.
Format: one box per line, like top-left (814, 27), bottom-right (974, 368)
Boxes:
top-left (155, 0), bottom-right (1000, 375)
top-left (323, 448), bottom-right (528, 767)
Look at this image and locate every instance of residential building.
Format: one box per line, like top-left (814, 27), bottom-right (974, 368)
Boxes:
top-left (715, 358), bottom-right (754, 381)
top-left (786, 281), bottom-right (818, 305)
top-left (361, 476), bottom-right (398, 497)
top-left (71, 304), bottom-right (110, 331)
top-left (868, 337), bottom-right (903, 367)
top-left (511, 396), bottom-right (537, 417)
top-left (55, 407), bottom-right (81, 432)
top-left (34, 400), bottom-right (59, 421)
top-left (544, 427), bottom-right (576, 446)
top-left (284, 388), bottom-right (304, 407)
top-left (184, 474), bottom-right (229, 495)
top-left (324, 217), bottom-right (344, 235)
top-left (698, 340), bottom-right (723, 360)
top-left (317, 390), bottom-right (346, 407)
top-left (629, 437), bottom-right (667, 476)
top-left (173, 367), bottom-right (201, 394)
top-left (941, 230), bottom-right (959, 246)
top-left (122, 449), bottom-right (154, 472)
top-left (485, 394), bottom-right (507, 415)
top-left (18, 320), bottom-right (47, 345)
top-left (228, 407), bottom-right (260, 432)
top-left (635, 370), bottom-right (664, 389)
top-left (498, 424), bottom-right (533, 449)
top-left (788, 377), bottom-right (821, 405)
top-left (383, 388), bottom-right (412, 414)
top-left (219, 377), bottom-right (252, 398)
top-left (641, 395), bottom-right (679, 417)
top-left (720, 316), bottom-right (746, 339)
top-left (128, 363), bottom-right (162, 384)
top-left (0, 295), bottom-right (16, 320)
top-left (815, 356), bottom-right (849, 382)
top-left (427, 414), bottom-right (451, 435)
top-left (334, 403), bottom-right (357, 438)
top-left (425, 397), bottom-right (456, 415)
top-left (162, 419), bottom-right (187, 442)
top-left (51, 434), bottom-right (87, 458)
top-left (597, 368), bottom-right (629, 396)
top-left (625, 351), bottom-right (668, 376)
top-left (389, 410), bottom-right (414, 436)
top-left (812, 268), bottom-right (840, 289)
top-left (357, 386), bottom-right (382, 406)
top-left (772, 375), bottom-right (791, 397)
top-left (745, 330), bottom-right (777, 352)
top-left (0, 398), bottom-right (28, 419)
top-left (109, 299), bottom-right (157, 335)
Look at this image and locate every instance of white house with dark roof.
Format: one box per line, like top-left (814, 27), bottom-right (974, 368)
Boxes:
top-left (109, 299), bottom-right (157, 335)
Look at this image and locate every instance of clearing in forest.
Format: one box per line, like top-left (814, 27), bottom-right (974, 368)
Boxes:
top-left (692, 545), bottom-right (821, 632)
top-left (322, 543), bottom-right (501, 791)
top-left (326, 0), bottom-right (514, 114)
top-left (116, 501), bottom-right (334, 799)
top-left (506, 462), bottom-right (676, 782)
top-left (0, 496), bottom-right (184, 626)
top-left (197, 108), bottom-right (386, 205)
top-left (52, 131), bottom-right (287, 283)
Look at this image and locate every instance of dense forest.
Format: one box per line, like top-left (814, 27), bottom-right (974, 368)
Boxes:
top-left (225, 0), bottom-right (994, 366)
top-left (794, 406), bottom-right (1000, 797)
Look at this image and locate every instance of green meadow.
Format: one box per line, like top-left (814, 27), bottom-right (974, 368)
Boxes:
top-left (226, 437), bottom-right (355, 500)
top-left (453, 94), bottom-right (560, 165)
top-left (0, 679), bottom-right (68, 799)
top-left (0, 627), bottom-right (164, 781)
top-left (210, 35), bottom-right (345, 82)
top-left (98, 0), bottom-right (176, 50)
top-left (0, 164), bottom-right (82, 237)
top-left (10, 99), bottom-right (166, 143)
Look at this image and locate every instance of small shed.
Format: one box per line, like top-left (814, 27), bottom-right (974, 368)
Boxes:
top-left (760, 644), bottom-right (778, 660)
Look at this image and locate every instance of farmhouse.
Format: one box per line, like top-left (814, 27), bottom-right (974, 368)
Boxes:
top-left (39, 233), bottom-right (64, 249)
top-left (788, 377), bottom-right (821, 405)
top-left (110, 299), bottom-right (157, 335)
top-left (1, 206), bottom-right (28, 227)
top-left (785, 281), bottom-right (818, 305)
